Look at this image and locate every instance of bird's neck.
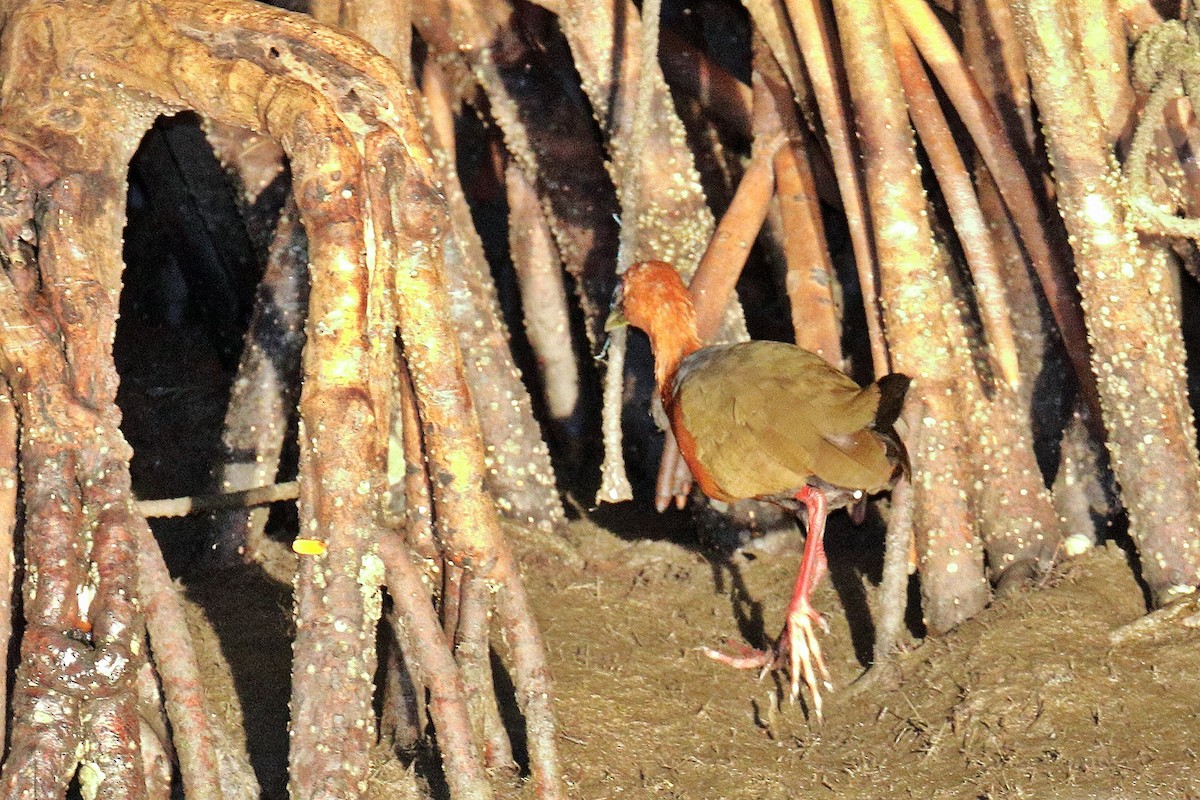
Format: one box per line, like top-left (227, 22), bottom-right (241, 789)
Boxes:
top-left (644, 313), bottom-right (703, 399)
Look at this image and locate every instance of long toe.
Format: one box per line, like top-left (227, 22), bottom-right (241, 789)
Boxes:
top-left (700, 642), bottom-right (775, 671)
top-left (787, 607), bottom-right (834, 721)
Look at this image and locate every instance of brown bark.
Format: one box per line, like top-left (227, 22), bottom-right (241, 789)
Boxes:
top-left (203, 120), bottom-right (287, 211)
top-left (379, 623), bottom-right (423, 756)
top-left (395, 352), bottom-right (437, 564)
top-left (751, 34), bottom-right (846, 361)
top-left (832, 0), bottom-right (990, 633)
top-left (0, 22), bottom-right (153, 790)
top-left (1072, 0), bottom-right (1135, 144)
top-left (558, 0), bottom-right (719, 280)
top-left (311, 0), bottom-right (412, 76)
top-left (687, 136), bottom-right (782, 342)
top-left (0, 1), bottom-right (563, 797)
top-left (422, 122), bottom-right (565, 534)
top-left (414, 0), bottom-right (622, 349)
top-left (961, 4), bottom-right (1053, 394)
top-left (138, 519), bottom-right (247, 800)
top-left (781, 0), bottom-right (888, 376)
top-left (659, 30), bottom-right (754, 142)
top-left (1012, 0), bottom-right (1200, 603)
top-left (455, 575), bottom-right (518, 776)
top-left (135, 662), bottom-right (173, 800)
top-left (365, 79), bottom-right (566, 799)
top-left (207, 197), bottom-right (307, 570)
top-left (961, 0), bottom-right (1037, 156)
top-left (892, 0), bottom-right (1101, 430)
top-left (380, 532), bottom-right (493, 800)
top-left (507, 162), bottom-right (584, 436)
top-left (889, 12), bottom-right (1021, 390)
top-left (403, 37), bottom-right (565, 535)
top-left (884, 7), bottom-right (1064, 582)
top-left (0, 385), bottom-right (15, 750)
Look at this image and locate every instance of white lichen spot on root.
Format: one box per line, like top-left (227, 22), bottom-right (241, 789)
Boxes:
top-left (311, 565), bottom-right (328, 590)
top-left (75, 580), bottom-right (96, 624)
top-left (359, 551), bottom-right (385, 633)
top-left (1162, 583), bottom-right (1198, 601)
top-left (1062, 533), bottom-right (1094, 557)
top-left (31, 698), bottom-right (55, 725)
top-left (77, 761), bottom-right (104, 800)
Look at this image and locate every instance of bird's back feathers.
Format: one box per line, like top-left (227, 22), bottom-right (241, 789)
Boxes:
top-left (670, 341), bottom-right (908, 504)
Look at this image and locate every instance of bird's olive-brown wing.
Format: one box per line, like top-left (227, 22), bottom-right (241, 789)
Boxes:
top-left (671, 341), bottom-right (894, 498)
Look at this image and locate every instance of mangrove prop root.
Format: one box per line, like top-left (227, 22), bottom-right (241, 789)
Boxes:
top-left (363, 40), bottom-right (566, 797)
top-left (833, 0), bottom-right (991, 631)
top-left (1014, 0), bottom-right (1200, 603)
top-left (138, 520), bottom-right (246, 800)
top-left (379, 623), bottom-right (424, 757)
top-left (0, 386), bottom-right (15, 751)
top-left (206, 196), bottom-right (308, 568)
top-left (0, 46), bottom-right (152, 792)
top-left (455, 575), bottom-right (518, 777)
top-left (893, 0), bottom-right (1102, 427)
top-left (401, 36), bottom-right (564, 535)
top-left (0, 0), bottom-right (564, 796)
top-left (755, 62), bottom-right (843, 365)
top-left (782, 0), bottom-right (889, 375)
top-left (888, 7), bottom-right (1021, 390)
top-left (136, 662), bottom-right (174, 800)
top-left (380, 532), bottom-right (493, 800)
top-left (506, 161), bottom-right (583, 438)
top-left (395, 351), bottom-right (437, 564)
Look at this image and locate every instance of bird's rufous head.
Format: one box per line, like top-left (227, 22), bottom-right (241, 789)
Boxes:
top-left (606, 260), bottom-right (698, 339)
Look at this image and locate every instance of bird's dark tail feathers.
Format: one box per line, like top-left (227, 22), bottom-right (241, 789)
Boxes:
top-left (873, 373), bottom-right (911, 430)
top-left (873, 373), bottom-right (912, 480)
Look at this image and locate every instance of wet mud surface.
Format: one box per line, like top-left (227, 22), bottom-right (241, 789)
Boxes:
top-left (176, 513), bottom-right (1200, 800)
top-left (118, 317), bottom-right (1200, 800)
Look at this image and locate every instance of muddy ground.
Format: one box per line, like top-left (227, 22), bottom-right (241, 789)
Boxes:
top-left (536, 519), bottom-right (1200, 800)
top-left (168, 505), bottom-right (1200, 800)
top-left (117, 299), bottom-right (1200, 800)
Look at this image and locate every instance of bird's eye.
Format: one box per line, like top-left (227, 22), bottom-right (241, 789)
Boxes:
top-left (852, 490), bottom-right (864, 500)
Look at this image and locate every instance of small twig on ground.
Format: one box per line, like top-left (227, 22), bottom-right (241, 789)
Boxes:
top-left (137, 481), bottom-right (300, 519)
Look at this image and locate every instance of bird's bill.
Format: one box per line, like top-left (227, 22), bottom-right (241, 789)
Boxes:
top-left (604, 306), bottom-right (628, 331)
top-left (604, 283), bottom-right (629, 331)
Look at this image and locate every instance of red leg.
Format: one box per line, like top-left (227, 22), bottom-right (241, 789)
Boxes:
top-left (783, 485), bottom-right (833, 718)
top-left (789, 485), bottom-right (829, 617)
top-left (702, 485), bottom-right (834, 720)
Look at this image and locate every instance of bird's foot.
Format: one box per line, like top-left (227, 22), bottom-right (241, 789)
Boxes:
top-left (700, 604), bottom-right (832, 721)
top-left (783, 602), bottom-right (833, 721)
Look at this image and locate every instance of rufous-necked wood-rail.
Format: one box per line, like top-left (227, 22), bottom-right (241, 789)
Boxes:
top-left (606, 260), bottom-right (911, 719)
